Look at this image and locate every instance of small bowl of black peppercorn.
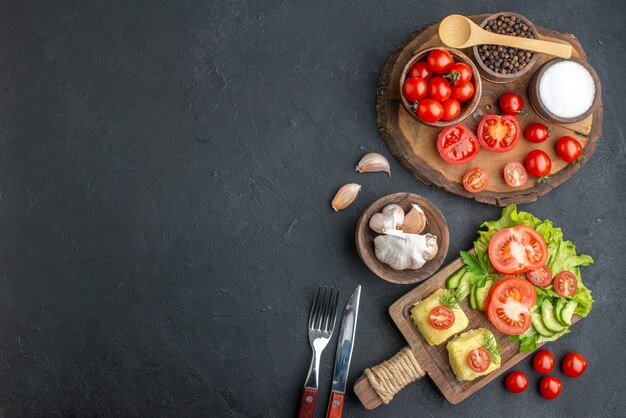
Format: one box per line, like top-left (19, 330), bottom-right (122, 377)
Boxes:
top-left (471, 12), bottom-right (539, 83)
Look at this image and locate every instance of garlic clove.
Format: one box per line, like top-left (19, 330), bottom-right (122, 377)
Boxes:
top-left (356, 153), bottom-right (391, 177)
top-left (331, 183), bottom-right (362, 211)
top-left (402, 204), bottom-right (427, 234)
top-left (369, 203), bottom-right (404, 234)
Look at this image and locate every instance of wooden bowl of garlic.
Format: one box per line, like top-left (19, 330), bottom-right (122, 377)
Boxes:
top-left (355, 193), bottom-right (449, 284)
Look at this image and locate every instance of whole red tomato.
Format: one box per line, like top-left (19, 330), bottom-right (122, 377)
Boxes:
top-left (427, 49), bottom-right (454, 74)
top-left (428, 76), bottom-right (451, 101)
top-left (451, 81), bottom-right (475, 102)
top-left (504, 371), bottom-right (528, 393)
top-left (441, 98), bottom-right (461, 121)
top-left (556, 136), bottom-right (583, 162)
top-left (533, 349), bottom-right (555, 373)
top-left (562, 352), bottom-right (587, 378)
top-left (499, 92), bottom-right (525, 115)
top-left (445, 62), bottom-right (472, 85)
top-left (539, 376), bottom-right (562, 400)
top-left (402, 77), bottom-right (428, 103)
top-left (524, 123), bottom-right (550, 143)
top-left (417, 98), bottom-right (444, 123)
top-left (409, 61), bottom-right (433, 81)
top-left (525, 150), bottom-right (552, 178)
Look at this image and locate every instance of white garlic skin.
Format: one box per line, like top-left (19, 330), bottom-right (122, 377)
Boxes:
top-left (369, 203), bottom-right (404, 234)
top-left (356, 153), bottom-right (391, 176)
top-left (374, 230), bottom-right (438, 270)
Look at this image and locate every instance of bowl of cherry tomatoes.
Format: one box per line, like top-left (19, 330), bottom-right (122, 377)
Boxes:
top-left (399, 47), bottom-right (482, 127)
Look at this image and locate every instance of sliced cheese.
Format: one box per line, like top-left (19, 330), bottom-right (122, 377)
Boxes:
top-left (447, 328), bottom-right (501, 381)
top-left (410, 288), bottom-right (468, 346)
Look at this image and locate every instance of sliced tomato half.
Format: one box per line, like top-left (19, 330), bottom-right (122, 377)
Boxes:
top-left (486, 277), bottom-right (537, 335)
top-left (429, 306), bottom-right (455, 330)
top-left (437, 124), bottom-right (480, 165)
top-left (503, 162), bottom-right (528, 188)
top-left (467, 348), bottom-right (491, 373)
top-left (553, 271), bottom-right (578, 297)
top-left (525, 265), bottom-right (552, 287)
top-left (463, 168), bottom-right (489, 193)
top-left (488, 225), bottom-right (548, 274)
top-left (478, 114), bottom-right (520, 153)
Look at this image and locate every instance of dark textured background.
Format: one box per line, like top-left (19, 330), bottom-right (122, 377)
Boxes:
top-left (0, 0), bottom-right (624, 417)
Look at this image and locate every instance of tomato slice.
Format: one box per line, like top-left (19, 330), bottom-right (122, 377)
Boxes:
top-left (429, 306), bottom-right (455, 330)
top-left (553, 271), bottom-right (578, 297)
top-left (486, 277), bottom-right (536, 335)
top-left (477, 114), bottom-right (520, 153)
top-left (488, 225), bottom-right (548, 274)
top-left (525, 265), bottom-right (552, 287)
top-left (437, 124), bottom-right (480, 165)
top-left (467, 348), bottom-right (491, 373)
top-left (503, 162), bottom-right (528, 188)
top-left (463, 168), bottom-right (489, 193)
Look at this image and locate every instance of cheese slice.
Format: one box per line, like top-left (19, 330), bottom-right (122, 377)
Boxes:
top-left (410, 289), bottom-right (468, 346)
top-left (447, 328), bottom-right (501, 381)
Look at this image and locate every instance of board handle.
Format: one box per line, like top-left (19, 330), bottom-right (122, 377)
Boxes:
top-left (354, 347), bottom-right (425, 410)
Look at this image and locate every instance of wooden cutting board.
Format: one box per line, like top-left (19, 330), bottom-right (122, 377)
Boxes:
top-left (377, 14), bottom-right (603, 206)
top-left (353, 254), bottom-right (582, 407)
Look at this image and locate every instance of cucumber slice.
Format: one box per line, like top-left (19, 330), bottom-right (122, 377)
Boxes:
top-left (560, 300), bottom-right (578, 326)
top-left (475, 280), bottom-right (494, 312)
top-left (541, 299), bottom-right (565, 333)
top-left (457, 271), bottom-right (473, 300)
top-left (532, 311), bottom-right (555, 337)
top-left (555, 299), bottom-right (567, 326)
top-left (445, 267), bottom-right (466, 289)
top-left (469, 284), bottom-right (477, 310)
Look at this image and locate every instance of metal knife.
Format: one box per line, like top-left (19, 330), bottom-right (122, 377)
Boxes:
top-left (326, 285), bottom-right (361, 418)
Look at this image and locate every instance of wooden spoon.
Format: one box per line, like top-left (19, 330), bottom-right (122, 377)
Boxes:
top-left (439, 14), bottom-right (572, 59)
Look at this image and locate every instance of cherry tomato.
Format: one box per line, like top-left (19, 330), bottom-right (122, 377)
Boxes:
top-left (437, 124), bottom-right (480, 164)
top-left (488, 225), bottom-right (548, 274)
top-left (427, 49), bottom-right (454, 74)
top-left (409, 60), bottom-right (433, 81)
top-left (444, 62), bottom-right (472, 85)
top-left (478, 114), bottom-right (520, 152)
top-left (463, 168), bottom-right (489, 193)
top-left (451, 81), bottom-right (475, 102)
top-left (467, 348), bottom-right (492, 373)
top-left (429, 306), bottom-right (455, 330)
top-left (428, 76), bottom-right (452, 101)
top-left (525, 150), bottom-right (552, 178)
top-left (486, 277), bottom-right (536, 335)
top-left (402, 77), bottom-right (428, 103)
top-left (504, 371), bottom-right (529, 393)
top-left (533, 349), bottom-right (555, 373)
top-left (525, 265), bottom-right (552, 287)
top-left (441, 98), bottom-right (461, 121)
top-left (562, 352), bottom-right (587, 378)
top-left (539, 376), bottom-right (562, 400)
top-left (503, 162), bottom-right (527, 188)
top-left (553, 271), bottom-right (578, 297)
top-left (499, 92), bottom-right (525, 115)
top-left (556, 136), bottom-right (583, 162)
top-left (524, 123), bottom-right (550, 143)
top-left (417, 98), bottom-right (444, 123)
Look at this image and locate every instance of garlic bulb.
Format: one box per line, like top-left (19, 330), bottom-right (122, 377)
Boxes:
top-left (402, 204), bottom-right (427, 234)
top-left (374, 229), bottom-right (438, 270)
top-left (356, 153), bottom-right (391, 176)
top-left (331, 183), bottom-right (361, 211)
top-left (369, 204), bottom-right (404, 234)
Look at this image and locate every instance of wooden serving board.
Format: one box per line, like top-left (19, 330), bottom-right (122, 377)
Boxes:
top-left (377, 14), bottom-right (603, 206)
top-left (354, 254), bottom-right (581, 407)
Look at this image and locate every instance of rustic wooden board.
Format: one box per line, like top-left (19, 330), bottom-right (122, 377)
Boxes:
top-left (355, 193), bottom-right (450, 285)
top-left (377, 14), bottom-right (603, 206)
top-left (354, 254), bottom-right (582, 408)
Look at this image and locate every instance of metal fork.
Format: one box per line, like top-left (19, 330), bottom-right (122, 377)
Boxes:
top-left (297, 287), bottom-right (340, 418)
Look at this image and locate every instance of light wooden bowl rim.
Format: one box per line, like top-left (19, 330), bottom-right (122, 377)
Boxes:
top-left (355, 193), bottom-right (449, 285)
top-left (399, 46), bottom-right (482, 128)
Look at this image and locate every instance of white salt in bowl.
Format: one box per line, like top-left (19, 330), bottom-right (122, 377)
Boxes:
top-left (528, 58), bottom-right (601, 124)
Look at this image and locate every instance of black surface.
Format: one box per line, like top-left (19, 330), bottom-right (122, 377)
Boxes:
top-left (0, 1), bottom-right (625, 417)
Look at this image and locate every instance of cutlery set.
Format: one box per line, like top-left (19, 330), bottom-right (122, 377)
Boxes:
top-left (297, 286), bottom-right (361, 418)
